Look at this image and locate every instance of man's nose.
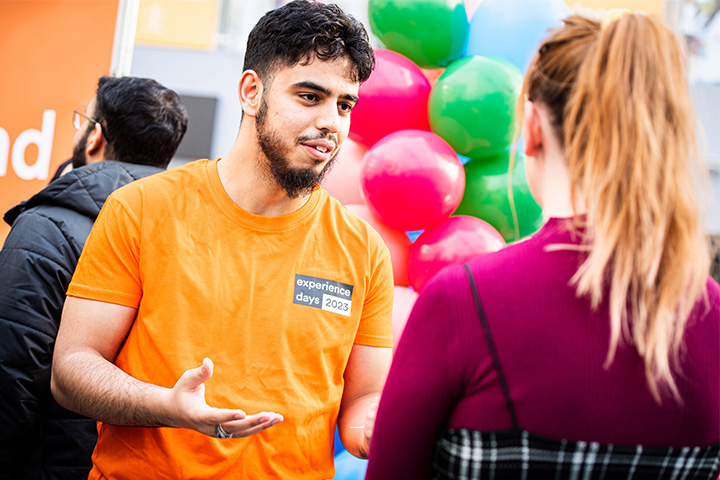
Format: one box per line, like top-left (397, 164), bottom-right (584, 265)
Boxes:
top-left (316, 103), bottom-right (340, 133)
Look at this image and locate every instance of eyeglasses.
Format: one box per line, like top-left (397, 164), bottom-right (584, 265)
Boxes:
top-left (73, 106), bottom-right (111, 143)
top-left (72, 106), bottom-right (99, 130)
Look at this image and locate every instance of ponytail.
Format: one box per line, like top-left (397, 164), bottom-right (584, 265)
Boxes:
top-left (524, 14), bottom-right (710, 402)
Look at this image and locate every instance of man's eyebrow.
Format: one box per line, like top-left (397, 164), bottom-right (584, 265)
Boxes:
top-left (293, 81), bottom-right (359, 104)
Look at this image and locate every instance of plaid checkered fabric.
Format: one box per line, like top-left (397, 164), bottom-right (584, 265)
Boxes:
top-left (432, 428), bottom-right (720, 480)
top-left (446, 265), bottom-right (720, 480)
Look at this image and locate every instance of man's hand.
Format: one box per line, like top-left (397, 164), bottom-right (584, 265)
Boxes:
top-left (360, 402), bottom-right (379, 457)
top-left (171, 358), bottom-right (284, 438)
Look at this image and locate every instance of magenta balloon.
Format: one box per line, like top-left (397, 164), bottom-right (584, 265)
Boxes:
top-left (360, 129), bottom-right (465, 232)
top-left (408, 215), bottom-right (505, 291)
top-left (349, 49), bottom-right (432, 148)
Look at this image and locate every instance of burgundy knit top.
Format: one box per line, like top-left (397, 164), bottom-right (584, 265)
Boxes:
top-left (366, 217), bottom-right (720, 479)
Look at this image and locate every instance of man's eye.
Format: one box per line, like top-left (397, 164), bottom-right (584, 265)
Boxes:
top-left (339, 103), bottom-right (354, 113)
top-left (300, 93), bottom-right (318, 102)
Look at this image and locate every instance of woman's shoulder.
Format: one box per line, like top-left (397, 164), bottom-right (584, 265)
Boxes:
top-left (465, 219), bottom-right (568, 277)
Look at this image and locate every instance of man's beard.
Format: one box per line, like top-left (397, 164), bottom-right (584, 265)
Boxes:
top-left (255, 99), bottom-right (338, 199)
top-left (70, 129), bottom-right (91, 169)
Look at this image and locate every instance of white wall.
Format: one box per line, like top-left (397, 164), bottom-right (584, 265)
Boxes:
top-left (131, 45), bottom-right (244, 161)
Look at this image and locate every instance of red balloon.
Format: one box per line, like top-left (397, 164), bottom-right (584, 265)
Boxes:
top-left (360, 129), bottom-right (465, 232)
top-left (349, 49), bottom-right (431, 148)
top-left (322, 138), bottom-right (367, 205)
top-left (345, 204), bottom-right (411, 286)
top-left (408, 215), bottom-right (505, 291)
top-left (392, 286), bottom-right (418, 349)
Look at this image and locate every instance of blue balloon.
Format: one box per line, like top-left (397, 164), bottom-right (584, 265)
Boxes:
top-left (406, 229), bottom-right (424, 243)
top-left (458, 154), bottom-right (472, 165)
top-left (332, 450), bottom-right (368, 480)
top-left (465, 0), bottom-right (569, 71)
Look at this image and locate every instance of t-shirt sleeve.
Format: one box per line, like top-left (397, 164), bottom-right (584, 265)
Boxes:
top-left (353, 232), bottom-right (394, 348)
top-left (67, 192), bottom-right (143, 308)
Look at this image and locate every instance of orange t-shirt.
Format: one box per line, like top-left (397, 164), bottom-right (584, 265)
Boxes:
top-left (67, 159), bottom-right (394, 479)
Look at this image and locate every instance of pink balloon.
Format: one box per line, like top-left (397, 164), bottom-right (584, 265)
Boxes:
top-left (360, 129), bottom-right (465, 232)
top-left (408, 215), bottom-right (505, 291)
top-left (392, 286), bottom-right (419, 349)
top-left (349, 49), bottom-right (431, 148)
top-left (345, 204), bottom-right (410, 286)
top-left (322, 138), bottom-right (367, 205)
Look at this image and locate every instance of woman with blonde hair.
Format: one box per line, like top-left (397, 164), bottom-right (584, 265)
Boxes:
top-left (366, 12), bottom-right (719, 479)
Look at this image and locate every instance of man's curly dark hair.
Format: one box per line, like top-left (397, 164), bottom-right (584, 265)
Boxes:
top-left (243, 0), bottom-right (375, 85)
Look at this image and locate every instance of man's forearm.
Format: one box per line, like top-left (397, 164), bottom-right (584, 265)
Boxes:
top-left (51, 349), bottom-right (174, 427)
top-left (52, 351), bottom-right (282, 439)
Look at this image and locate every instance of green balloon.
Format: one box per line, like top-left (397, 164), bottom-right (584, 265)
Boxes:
top-left (454, 150), bottom-right (543, 242)
top-left (429, 56), bottom-right (522, 159)
top-left (368, 0), bottom-right (468, 69)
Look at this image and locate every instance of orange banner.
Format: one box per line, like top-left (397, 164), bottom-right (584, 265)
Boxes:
top-left (136, 0), bottom-right (220, 50)
top-left (566, 0), bottom-right (664, 16)
top-left (0, 0), bottom-right (119, 243)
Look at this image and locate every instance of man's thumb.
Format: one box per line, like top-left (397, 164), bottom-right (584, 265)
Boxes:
top-left (199, 358), bottom-right (214, 381)
top-left (182, 358), bottom-right (214, 389)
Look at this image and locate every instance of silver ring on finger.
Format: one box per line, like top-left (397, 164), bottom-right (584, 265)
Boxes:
top-left (215, 424), bottom-right (233, 439)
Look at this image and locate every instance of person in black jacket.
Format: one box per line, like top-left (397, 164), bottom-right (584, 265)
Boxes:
top-left (0, 76), bottom-right (188, 480)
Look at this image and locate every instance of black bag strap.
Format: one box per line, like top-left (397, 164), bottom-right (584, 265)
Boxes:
top-left (463, 263), bottom-right (520, 432)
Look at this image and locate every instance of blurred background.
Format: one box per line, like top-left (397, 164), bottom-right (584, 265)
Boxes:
top-left (131, 0), bottom-right (719, 228)
top-left (1, 1), bottom-right (718, 477)
top-left (130, 0), bottom-right (719, 166)
top-left (1, 0), bottom-right (718, 242)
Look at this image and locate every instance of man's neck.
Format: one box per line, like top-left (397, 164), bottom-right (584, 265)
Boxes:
top-left (217, 136), bottom-right (312, 217)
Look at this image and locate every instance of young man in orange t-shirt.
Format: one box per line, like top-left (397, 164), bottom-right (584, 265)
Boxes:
top-left (50, 2), bottom-right (394, 478)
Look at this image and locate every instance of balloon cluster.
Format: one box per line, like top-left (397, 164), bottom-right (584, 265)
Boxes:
top-left (324, 0), bottom-right (569, 343)
top-left (326, 1), bottom-right (569, 471)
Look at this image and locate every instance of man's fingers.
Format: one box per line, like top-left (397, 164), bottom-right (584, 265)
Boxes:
top-left (217, 412), bottom-right (284, 438)
top-left (233, 419), bottom-right (279, 438)
top-left (211, 408), bottom-right (247, 425)
top-left (365, 402), bottom-right (378, 431)
top-left (366, 402), bottom-right (378, 421)
top-left (363, 402), bottom-right (379, 451)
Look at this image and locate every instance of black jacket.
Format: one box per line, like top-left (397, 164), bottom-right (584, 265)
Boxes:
top-left (0, 161), bottom-right (163, 479)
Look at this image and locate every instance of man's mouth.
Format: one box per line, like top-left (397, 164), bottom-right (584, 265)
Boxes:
top-left (299, 133), bottom-right (338, 156)
top-left (301, 139), bottom-right (337, 159)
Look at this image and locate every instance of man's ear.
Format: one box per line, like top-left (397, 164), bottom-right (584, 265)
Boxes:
top-left (239, 70), bottom-right (264, 117)
top-left (86, 122), bottom-right (105, 158)
top-left (523, 100), bottom-right (543, 158)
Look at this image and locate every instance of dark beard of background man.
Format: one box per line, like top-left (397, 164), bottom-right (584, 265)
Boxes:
top-left (70, 128), bottom-right (91, 169)
top-left (255, 98), bottom-right (339, 199)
